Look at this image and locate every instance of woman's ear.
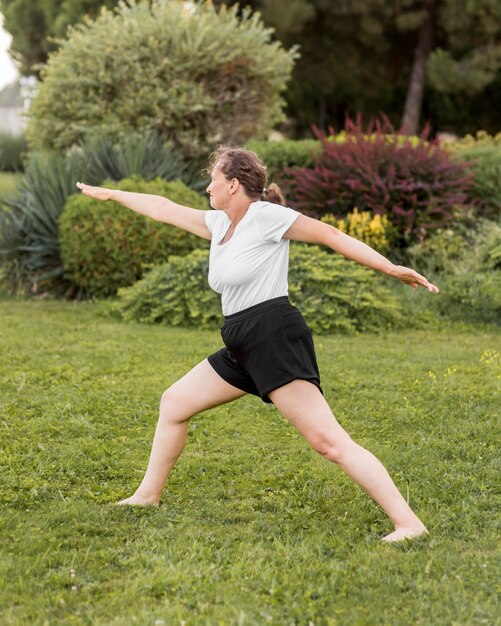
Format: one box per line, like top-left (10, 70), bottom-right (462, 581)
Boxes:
top-left (229, 178), bottom-right (240, 195)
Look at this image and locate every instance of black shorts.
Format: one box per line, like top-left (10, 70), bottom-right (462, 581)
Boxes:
top-left (207, 296), bottom-right (323, 403)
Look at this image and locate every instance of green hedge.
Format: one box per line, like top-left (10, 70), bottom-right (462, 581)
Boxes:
top-left (287, 245), bottom-right (402, 333)
top-left (59, 177), bottom-right (209, 298)
top-left (112, 244), bottom-right (402, 334)
top-left (245, 139), bottom-right (321, 182)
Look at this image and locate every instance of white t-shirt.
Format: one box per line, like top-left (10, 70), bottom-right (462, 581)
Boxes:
top-left (205, 201), bottom-right (301, 315)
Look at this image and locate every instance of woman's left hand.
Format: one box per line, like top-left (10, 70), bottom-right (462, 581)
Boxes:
top-left (391, 265), bottom-right (439, 293)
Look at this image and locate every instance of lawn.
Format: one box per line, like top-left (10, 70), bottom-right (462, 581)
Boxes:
top-left (0, 299), bottom-right (499, 625)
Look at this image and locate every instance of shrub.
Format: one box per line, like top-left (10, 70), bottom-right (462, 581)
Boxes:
top-left (27, 0), bottom-right (297, 158)
top-left (402, 219), bottom-right (501, 327)
top-left (453, 146), bottom-right (501, 218)
top-left (434, 271), bottom-right (501, 326)
top-left (113, 249), bottom-right (221, 328)
top-left (113, 244), bottom-right (402, 334)
top-left (59, 177), bottom-right (209, 298)
top-left (321, 208), bottom-right (392, 255)
top-left (288, 245), bottom-right (402, 333)
top-left (408, 219), bottom-right (501, 277)
top-left (285, 119), bottom-right (475, 247)
top-left (244, 139), bottom-right (321, 182)
top-left (0, 131), bottom-right (27, 172)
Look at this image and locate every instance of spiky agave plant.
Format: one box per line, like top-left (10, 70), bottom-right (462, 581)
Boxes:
top-left (70, 131), bottom-right (207, 192)
top-left (0, 151), bottom-right (81, 295)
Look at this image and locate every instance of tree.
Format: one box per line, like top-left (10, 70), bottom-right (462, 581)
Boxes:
top-left (216, 0), bottom-right (402, 133)
top-left (397, 0), bottom-right (501, 134)
top-left (26, 0), bottom-right (297, 157)
top-left (427, 0), bottom-right (501, 94)
top-left (218, 0), bottom-right (501, 136)
top-left (399, 1), bottom-right (436, 134)
top-left (0, 0), bottom-right (119, 76)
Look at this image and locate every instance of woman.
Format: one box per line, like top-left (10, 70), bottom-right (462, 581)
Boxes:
top-left (76, 146), bottom-right (438, 542)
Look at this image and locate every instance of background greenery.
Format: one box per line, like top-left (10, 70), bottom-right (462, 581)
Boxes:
top-left (3, 0), bottom-right (500, 136)
top-left (0, 299), bottom-right (499, 624)
top-left (0, 2), bottom-right (498, 623)
top-left (0, 133), bottom-right (208, 296)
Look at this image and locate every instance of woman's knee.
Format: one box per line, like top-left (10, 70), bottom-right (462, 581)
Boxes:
top-left (159, 387), bottom-right (193, 424)
top-left (311, 433), bottom-right (354, 463)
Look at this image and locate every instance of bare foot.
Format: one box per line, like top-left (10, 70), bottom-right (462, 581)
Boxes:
top-left (115, 495), bottom-right (160, 507)
top-left (382, 525), bottom-right (428, 543)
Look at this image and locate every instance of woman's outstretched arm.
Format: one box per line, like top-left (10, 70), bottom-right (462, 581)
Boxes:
top-left (284, 214), bottom-right (439, 293)
top-left (75, 182), bottom-right (211, 240)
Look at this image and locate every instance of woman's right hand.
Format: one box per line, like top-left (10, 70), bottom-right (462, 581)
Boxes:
top-left (76, 182), bottom-right (115, 201)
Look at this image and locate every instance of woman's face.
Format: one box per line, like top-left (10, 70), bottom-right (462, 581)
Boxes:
top-left (206, 166), bottom-right (234, 209)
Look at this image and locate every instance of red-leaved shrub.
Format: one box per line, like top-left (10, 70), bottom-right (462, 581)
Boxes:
top-left (285, 119), bottom-right (475, 245)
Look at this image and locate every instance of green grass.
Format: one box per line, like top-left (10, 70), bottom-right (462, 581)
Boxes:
top-left (0, 299), bottom-right (499, 625)
top-left (0, 171), bottom-right (21, 202)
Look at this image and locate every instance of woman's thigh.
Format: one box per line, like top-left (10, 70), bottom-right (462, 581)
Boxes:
top-left (268, 379), bottom-right (351, 447)
top-left (161, 358), bottom-right (248, 420)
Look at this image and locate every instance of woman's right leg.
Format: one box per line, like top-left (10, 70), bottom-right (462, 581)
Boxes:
top-left (117, 358), bottom-right (247, 505)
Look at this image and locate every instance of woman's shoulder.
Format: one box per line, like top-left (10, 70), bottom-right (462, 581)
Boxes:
top-left (250, 200), bottom-right (295, 213)
top-left (205, 209), bottom-right (230, 234)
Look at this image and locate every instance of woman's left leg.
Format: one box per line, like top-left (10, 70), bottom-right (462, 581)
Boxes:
top-left (268, 380), bottom-right (428, 542)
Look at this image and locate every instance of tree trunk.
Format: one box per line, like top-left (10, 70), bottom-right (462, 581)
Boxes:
top-left (401, 2), bottom-right (434, 135)
top-left (318, 92), bottom-right (326, 132)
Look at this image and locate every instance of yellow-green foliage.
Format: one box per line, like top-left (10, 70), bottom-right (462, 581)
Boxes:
top-left (321, 209), bottom-right (391, 254)
top-left (326, 132), bottom-right (424, 148)
top-left (443, 130), bottom-right (501, 154)
top-left (59, 177), bottom-right (209, 298)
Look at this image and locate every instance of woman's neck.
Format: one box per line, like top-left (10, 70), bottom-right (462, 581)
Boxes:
top-left (224, 198), bottom-right (254, 225)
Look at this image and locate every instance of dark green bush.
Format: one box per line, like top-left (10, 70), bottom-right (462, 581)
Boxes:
top-left (113, 249), bottom-right (221, 328)
top-left (407, 225), bottom-right (472, 277)
top-left (287, 245), bottom-right (402, 333)
top-left (59, 177), bottom-right (209, 298)
top-left (0, 131), bottom-right (26, 172)
top-left (454, 146), bottom-right (501, 218)
top-left (245, 139), bottom-right (321, 182)
top-left (113, 244), bottom-right (402, 334)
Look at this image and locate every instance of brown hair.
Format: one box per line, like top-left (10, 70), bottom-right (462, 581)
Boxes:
top-left (208, 145), bottom-right (286, 206)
